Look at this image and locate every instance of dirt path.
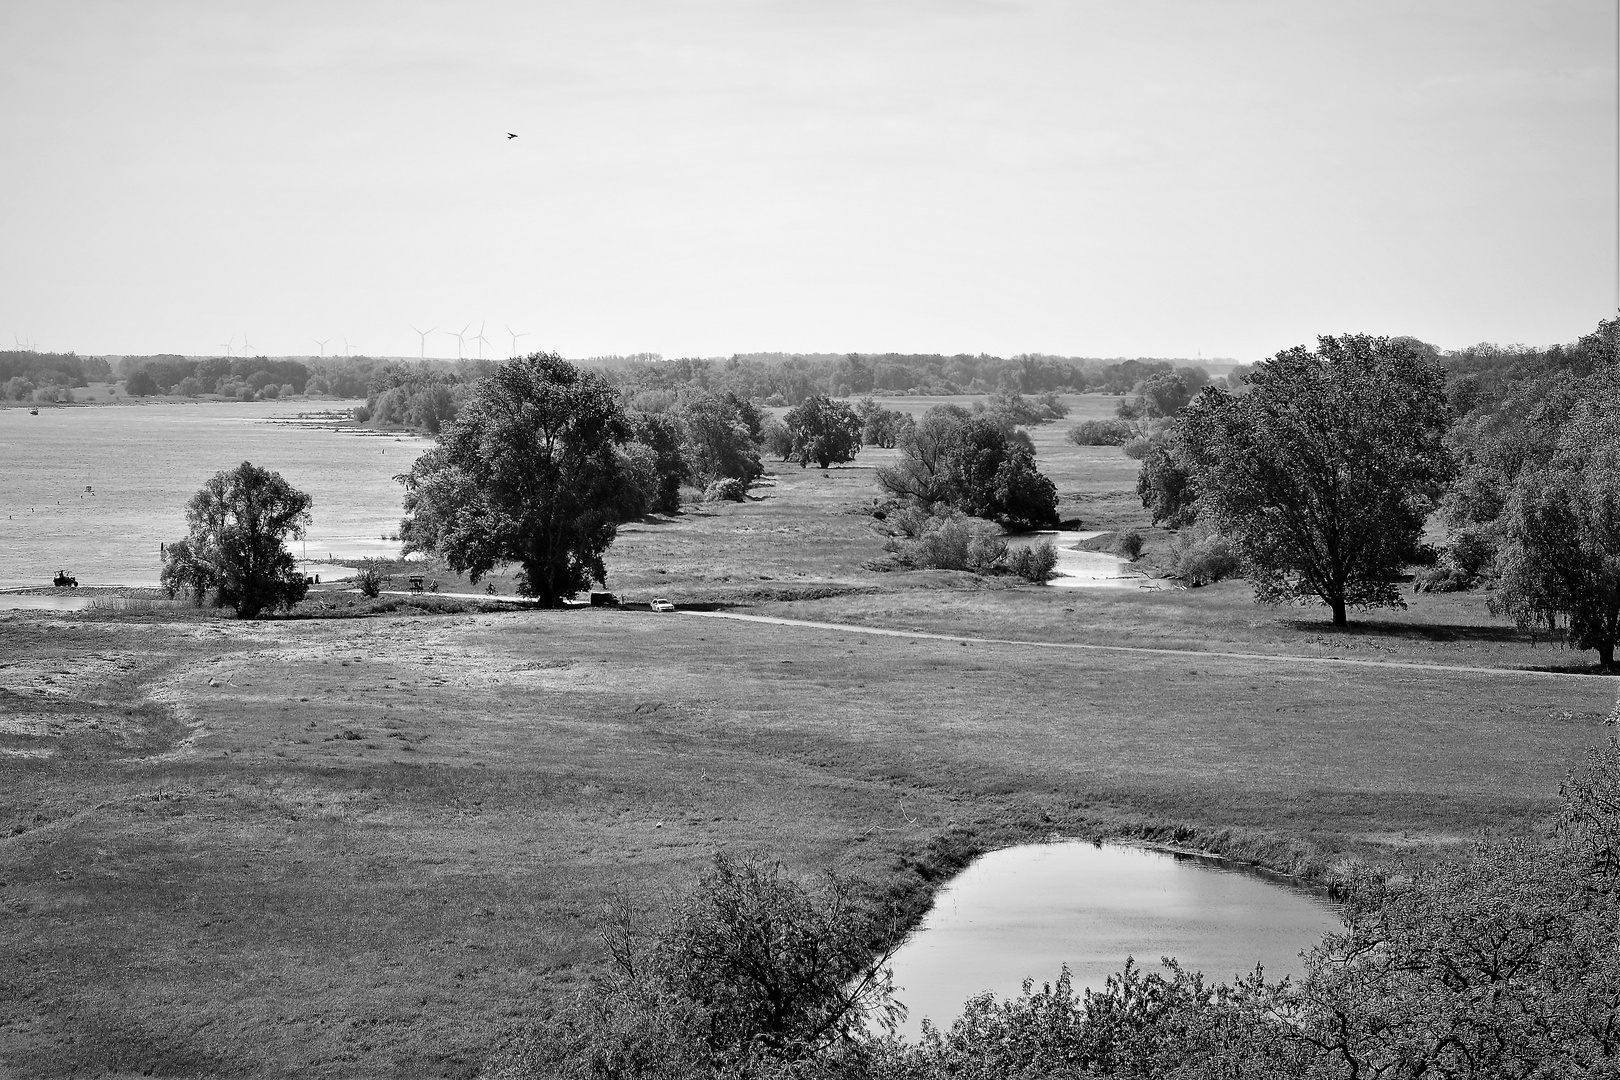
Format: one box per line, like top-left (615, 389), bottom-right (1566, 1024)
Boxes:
top-left (683, 610), bottom-right (1612, 681)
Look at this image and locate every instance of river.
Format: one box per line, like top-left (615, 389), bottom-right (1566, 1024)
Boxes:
top-left (0, 401), bottom-right (430, 589)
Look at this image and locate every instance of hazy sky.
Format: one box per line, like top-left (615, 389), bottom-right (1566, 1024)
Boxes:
top-left (2, 1), bottom-right (1613, 361)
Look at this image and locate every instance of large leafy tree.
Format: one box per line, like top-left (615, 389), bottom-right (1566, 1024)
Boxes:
top-left (784, 394), bottom-right (862, 469)
top-left (626, 411), bottom-right (687, 514)
top-left (1136, 427), bottom-right (1198, 528)
top-left (878, 405), bottom-right (1058, 530)
top-left (1181, 334), bottom-right (1452, 625)
top-left (398, 352), bottom-right (633, 605)
top-left (160, 461), bottom-right (312, 618)
top-left (674, 389), bottom-right (763, 487)
top-left (1488, 362), bottom-right (1620, 670)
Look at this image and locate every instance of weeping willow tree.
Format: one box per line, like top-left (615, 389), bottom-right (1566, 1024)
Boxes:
top-left (1488, 361), bottom-right (1620, 671)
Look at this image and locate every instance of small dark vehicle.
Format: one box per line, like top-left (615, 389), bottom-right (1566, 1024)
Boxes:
top-left (53, 570), bottom-right (78, 588)
top-left (589, 591), bottom-right (619, 607)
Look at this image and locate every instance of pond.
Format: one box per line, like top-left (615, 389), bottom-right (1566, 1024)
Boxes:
top-left (885, 842), bottom-right (1341, 1039)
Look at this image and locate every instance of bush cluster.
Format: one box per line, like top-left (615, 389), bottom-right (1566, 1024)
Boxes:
top-left (488, 855), bottom-right (903, 1078)
top-left (883, 506), bottom-right (1057, 583)
top-left (1170, 526), bottom-right (1241, 585)
top-left (1412, 528), bottom-right (1493, 593)
top-left (702, 477), bottom-right (747, 503)
top-left (1066, 418), bottom-right (1136, 446)
top-left (886, 507), bottom-right (1008, 574)
top-left (1003, 540), bottom-right (1059, 583)
top-left (1111, 528), bottom-right (1145, 561)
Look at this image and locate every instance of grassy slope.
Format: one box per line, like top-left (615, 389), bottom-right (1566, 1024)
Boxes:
top-left (2, 395), bottom-right (1615, 1077)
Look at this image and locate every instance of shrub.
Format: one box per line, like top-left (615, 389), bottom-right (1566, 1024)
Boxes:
top-left (489, 854), bottom-right (902, 1076)
top-left (762, 417), bottom-right (796, 460)
top-left (888, 510), bottom-right (1007, 574)
top-left (703, 477), bottom-right (746, 503)
top-left (1113, 528), bottom-right (1145, 561)
top-left (1413, 527), bottom-right (1495, 593)
top-left (355, 560), bottom-right (386, 598)
top-left (1067, 418), bottom-right (1135, 446)
top-left (1122, 436), bottom-right (1152, 460)
top-left (1173, 528), bottom-right (1242, 585)
top-left (1005, 540), bottom-right (1058, 583)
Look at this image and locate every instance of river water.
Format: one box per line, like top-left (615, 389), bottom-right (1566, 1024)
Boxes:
top-left (885, 842), bottom-right (1341, 1038)
top-left (1008, 531), bottom-right (1144, 589)
top-left (0, 402), bottom-right (430, 589)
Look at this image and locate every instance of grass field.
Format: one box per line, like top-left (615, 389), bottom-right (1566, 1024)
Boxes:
top-left (2, 394), bottom-right (1616, 1077)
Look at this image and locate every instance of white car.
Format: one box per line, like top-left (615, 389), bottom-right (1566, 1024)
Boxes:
top-left (649, 597), bottom-right (676, 612)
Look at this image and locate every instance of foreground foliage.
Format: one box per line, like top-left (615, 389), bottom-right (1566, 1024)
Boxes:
top-left (492, 737), bottom-right (1620, 1079)
top-left (160, 461), bottom-right (312, 618)
top-left (490, 856), bottom-right (903, 1078)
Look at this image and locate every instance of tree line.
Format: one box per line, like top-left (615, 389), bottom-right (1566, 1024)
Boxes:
top-left (113, 354), bottom-right (401, 401)
top-left (1, 350), bottom-right (114, 401)
top-left (599, 352), bottom-right (1213, 405)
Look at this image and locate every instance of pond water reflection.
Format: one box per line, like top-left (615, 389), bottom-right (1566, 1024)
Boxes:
top-left (886, 842), bottom-right (1341, 1038)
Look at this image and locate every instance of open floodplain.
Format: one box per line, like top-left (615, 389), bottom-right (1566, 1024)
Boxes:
top-left (2, 398), bottom-right (1617, 1076)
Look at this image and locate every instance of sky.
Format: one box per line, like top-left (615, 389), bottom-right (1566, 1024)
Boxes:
top-left (1, 0), bottom-right (1613, 362)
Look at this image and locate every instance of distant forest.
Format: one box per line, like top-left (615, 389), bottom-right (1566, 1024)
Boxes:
top-left (2, 335), bottom-right (1608, 420)
top-left (3, 348), bottom-right (1225, 410)
top-left (0, 351), bottom-right (113, 400)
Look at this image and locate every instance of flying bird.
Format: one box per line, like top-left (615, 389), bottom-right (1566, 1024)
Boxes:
top-left (507, 132), bottom-right (517, 139)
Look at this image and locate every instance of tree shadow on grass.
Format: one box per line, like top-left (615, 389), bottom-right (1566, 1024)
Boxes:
top-left (621, 511), bottom-right (686, 527)
top-left (1281, 618), bottom-right (1528, 644)
top-left (1519, 662), bottom-right (1617, 676)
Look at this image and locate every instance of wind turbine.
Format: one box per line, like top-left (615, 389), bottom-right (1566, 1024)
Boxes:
top-left (241, 334), bottom-right (255, 357)
top-left (410, 324), bottom-right (435, 359)
top-left (471, 320), bottom-right (491, 360)
top-left (342, 336), bottom-right (355, 357)
top-left (218, 335), bottom-right (235, 357)
top-left (507, 325), bottom-right (530, 358)
top-left (312, 337), bottom-right (330, 357)
top-left (445, 324), bottom-right (470, 360)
